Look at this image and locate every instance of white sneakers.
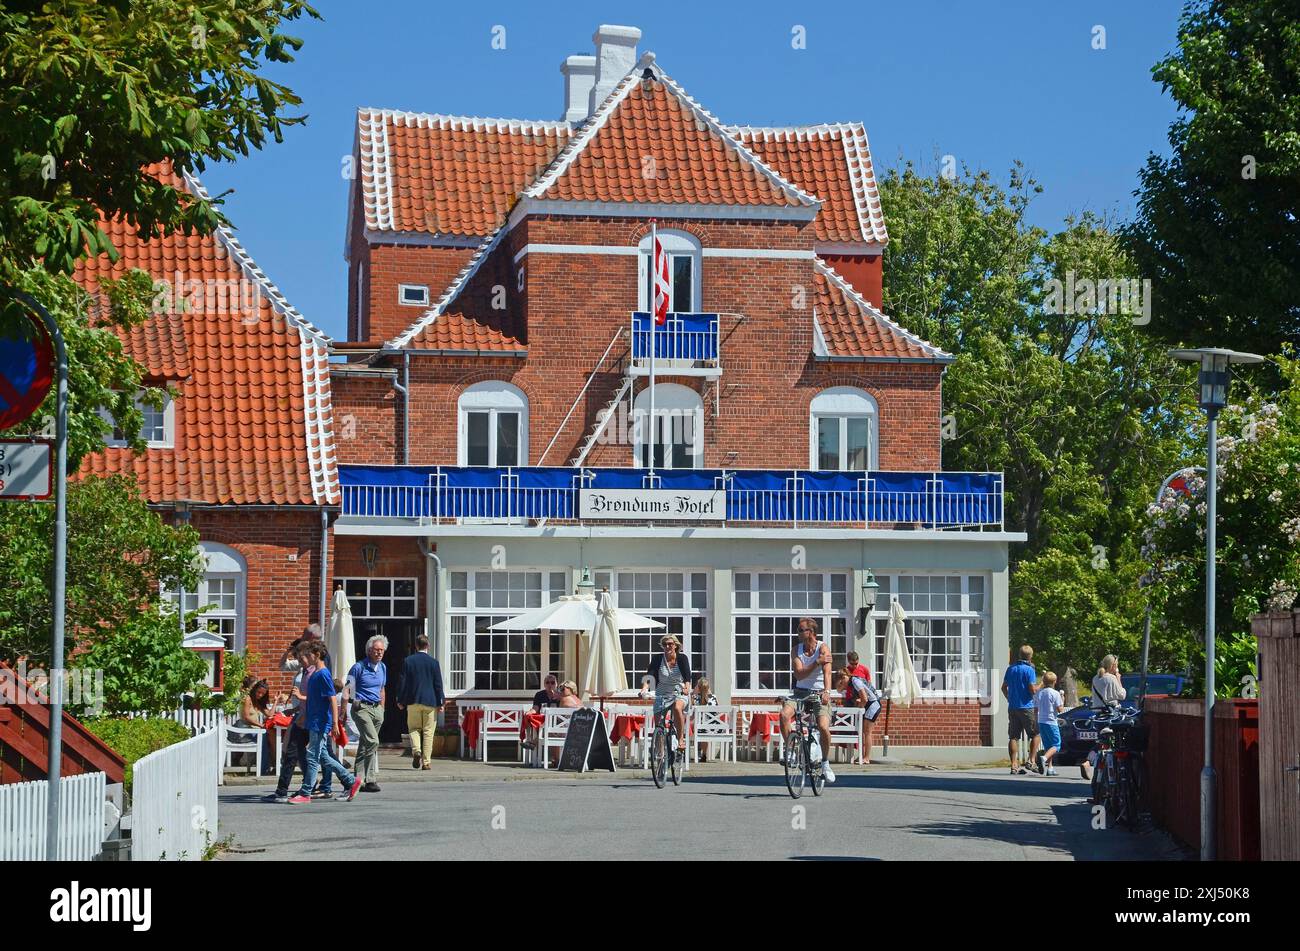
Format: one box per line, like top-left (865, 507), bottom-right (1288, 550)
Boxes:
top-left (822, 761), bottom-right (836, 783)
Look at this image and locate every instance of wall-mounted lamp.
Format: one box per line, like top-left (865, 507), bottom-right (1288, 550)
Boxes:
top-left (361, 543), bottom-right (379, 573)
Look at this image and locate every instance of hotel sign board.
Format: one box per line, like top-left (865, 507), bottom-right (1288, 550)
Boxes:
top-left (579, 487), bottom-right (723, 521)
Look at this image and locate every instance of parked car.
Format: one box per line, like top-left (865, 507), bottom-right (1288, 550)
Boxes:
top-left (1054, 673), bottom-right (1185, 766)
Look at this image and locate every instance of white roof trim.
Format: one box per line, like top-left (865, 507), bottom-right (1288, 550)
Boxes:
top-left (507, 197), bottom-right (817, 228)
top-left (812, 310), bottom-right (830, 357)
top-left (385, 228), bottom-right (508, 350)
top-left (814, 257), bottom-right (953, 362)
top-left (522, 57), bottom-right (821, 211)
top-left (182, 171), bottom-right (338, 504)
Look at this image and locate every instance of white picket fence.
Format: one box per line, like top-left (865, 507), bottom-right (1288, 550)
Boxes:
top-left (131, 728), bottom-right (220, 861)
top-left (128, 707), bottom-right (228, 734)
top-left (0, 771), bottom-right (107, 861)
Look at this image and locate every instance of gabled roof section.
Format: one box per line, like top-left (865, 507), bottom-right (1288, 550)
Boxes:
top-left (357, 109), bottom-right (572, 237)
top-left (522, 59), bottom-right (821, 212)
top-left (813, 259), bottom-right (952, 363)
top-left (730, 123), bottom-right (888, 245)
top-left (74, 165), bottom-right (338, 505)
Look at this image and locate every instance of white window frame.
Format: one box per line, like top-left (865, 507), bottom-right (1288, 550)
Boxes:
top-left (447, 569), bottom-right (569, 696)
top-left (338, 577), bottom-right (420, 619)
top-left (594, 569), bottom-right (710, 695)
top-left (809, 387), bottom-right (877, 471)
top-left (870, 573), bottom-right (989, 698)
top-left (457, 381), bottom-right (529, 467)
top-left (637, 230), bottom-right (702, 314)
top-left (398, 283), bottom-right (430, 307)
top-left (632, 382), bottom-right (703, 469)
top-left (104, 390), bottom-right (175, 449)
top-left (173, 543), bottom-right (246, 654)
top-left (732, 571), bottom-right (851, 696)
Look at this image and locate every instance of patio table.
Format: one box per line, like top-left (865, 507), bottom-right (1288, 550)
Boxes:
top-left (747, 710), bottom-right (783, 743)
top-left (609, 713), bottom-right (645, 744)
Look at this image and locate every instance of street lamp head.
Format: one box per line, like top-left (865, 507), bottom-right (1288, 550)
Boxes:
top-left (1168, 348), bottom-right (1265, 413)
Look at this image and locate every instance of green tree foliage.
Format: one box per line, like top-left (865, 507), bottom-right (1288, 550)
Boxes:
top-left (83, 716), bottom-right (191, 787)
top-left (1127, 0), bottom-right (1300, 359)
top-left (74, 612), bottom-right (208, 715)
top-left (881, 164), bottom-right (1194, 673)
top-left (0, 475), bottom-right (202, 666)
top-left (0, 0), bottom-right (320, 280)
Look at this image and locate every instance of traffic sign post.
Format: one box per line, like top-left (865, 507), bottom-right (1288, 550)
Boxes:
top-left (0, 289), bottom-right (67, 862)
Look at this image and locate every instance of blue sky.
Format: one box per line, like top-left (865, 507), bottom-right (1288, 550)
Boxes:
top-left (199, 0), bottom-right (1188, 340)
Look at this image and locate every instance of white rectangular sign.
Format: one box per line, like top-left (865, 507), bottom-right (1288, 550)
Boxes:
top-left (0, 441), bottom-right (52, 499)
top-left (579, 488), bottom-right (723, 520)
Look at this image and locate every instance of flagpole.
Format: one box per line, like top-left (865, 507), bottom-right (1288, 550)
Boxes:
top-left (648, 218), bottom-right (657, 477)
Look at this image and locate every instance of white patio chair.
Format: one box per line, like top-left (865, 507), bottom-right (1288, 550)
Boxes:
top-left (743, 706), bottom-right (784, 762)
top-left (222, 723), bottom-right (263, 776)
top-left (827, 706), bottom-right (865, 765)
top-left (538, 707), bottom-right (578, 769)
top-left (478, 705), bottom-right (526, 762)
top-left (690, 705), bottom-right (736, 765)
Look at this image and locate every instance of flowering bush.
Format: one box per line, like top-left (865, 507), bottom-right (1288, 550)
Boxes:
top-left (1142, 350), bottom-right (1300, 692)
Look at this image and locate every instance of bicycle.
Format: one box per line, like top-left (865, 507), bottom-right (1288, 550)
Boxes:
top-left (1082, 707), bottom-right (1146, 830)
top-left (782, 695), bottom-right (826, 799)
top-left (648, 691), bottom-right (687, 788)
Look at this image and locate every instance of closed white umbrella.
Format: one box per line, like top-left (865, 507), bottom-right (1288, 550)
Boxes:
top-left (582, 590), bottom-right (630, 701)
top-left (327, 587), bottom-right (357, 677)
top-left (881, 597), bottom-right (921, 757)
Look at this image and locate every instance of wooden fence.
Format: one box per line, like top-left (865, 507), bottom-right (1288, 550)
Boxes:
top-left (130, 729), bottom-right (220, 861)
top-left (1145, 697), bottom-right (1260, 860)
top-left (0, 771), bottom-right (107, 860)
top-left (1253, 609), bottom-right (1300, 860)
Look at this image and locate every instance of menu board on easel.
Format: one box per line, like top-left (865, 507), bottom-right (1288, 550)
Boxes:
top-left (558, 706), bottom-right (616, 772)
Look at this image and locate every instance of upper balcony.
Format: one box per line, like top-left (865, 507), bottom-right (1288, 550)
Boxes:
top-left (338, 464), bottom-right (1006, 532)
top-left (629, 312), bottom-right (721, 378)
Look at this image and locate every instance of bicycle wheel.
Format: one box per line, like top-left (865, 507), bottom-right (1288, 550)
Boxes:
top-left (1118, 765), bottom-right (1140, 830)
top-left (652, 728), bottom-right (667, 788)
top-left (670, 735), bottom-right (682, 786)
top-left (810, 744), bottom-right (825, 797)
top-left (784, 733), bottom-right (806, 799)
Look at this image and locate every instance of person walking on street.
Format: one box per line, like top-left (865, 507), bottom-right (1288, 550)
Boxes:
top-left (1034, 671), bottom-right (1064, 776)
top-left (289, 643), bottom-right (362, 804)
top-left (397, 633), bottom-right (445, 770)
top-left (1091, 655), bottom-right (1127, 709)
top-left (346, 635), bottom-right (388, 792)
top-left (1001, 644), bottom-right (1041, 774)
top-left (265, 644), bottom-right (312, 803)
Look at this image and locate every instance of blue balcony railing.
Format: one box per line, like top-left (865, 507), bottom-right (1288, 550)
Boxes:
top-left (339, 465), bottom-right (1005, 530)
top-left (630, 312), bottom-right (719, 370)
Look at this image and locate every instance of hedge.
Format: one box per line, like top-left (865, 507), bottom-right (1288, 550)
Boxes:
top-left (84, 717), bottom-right (191, 789)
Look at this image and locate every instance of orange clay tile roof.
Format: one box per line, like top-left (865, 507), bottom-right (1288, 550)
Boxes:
top-left (814, 259), bottom-right (951, 363)
top-left (74, 168), bottom-right (337, 505)
top-left (729, 124), bottom-right (888, 245)
top-left (522, 69), bottom-right (817, 210)
top-left (357, 110), bottom-right (572, 236)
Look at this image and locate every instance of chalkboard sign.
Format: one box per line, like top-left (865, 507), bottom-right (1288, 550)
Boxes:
top-left (558, 706), bottom-right (616, 772)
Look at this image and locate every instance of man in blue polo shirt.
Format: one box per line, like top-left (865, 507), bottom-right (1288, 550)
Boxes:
top-left (1001, 644), bottom-right (1041, 775)
top-left (346, 635), bottom-right (388, 793)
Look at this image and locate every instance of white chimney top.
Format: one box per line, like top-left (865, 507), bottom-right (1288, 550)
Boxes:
top-left (560, 54), bottom-right (597, 124)
top-left (588, 25), bottom-right (641, 117)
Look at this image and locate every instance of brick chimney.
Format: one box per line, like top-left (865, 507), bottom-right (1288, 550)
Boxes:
top-left (561, 54), bottom-right (597, 124)
top-left (588, 25), bottom-right (641, 116)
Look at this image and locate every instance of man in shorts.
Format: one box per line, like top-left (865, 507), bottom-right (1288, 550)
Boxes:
top-left (1001, 644), bottom-right (1041, 774)
top-left (780, 618), bottom-right (836, 783)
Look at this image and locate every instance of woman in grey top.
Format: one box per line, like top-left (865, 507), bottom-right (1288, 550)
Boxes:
top-left (640, 635), bottom-right (694, 760)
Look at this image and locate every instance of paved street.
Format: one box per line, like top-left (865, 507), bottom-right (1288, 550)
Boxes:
top-left (217, 761), bottom-right (1187, 861)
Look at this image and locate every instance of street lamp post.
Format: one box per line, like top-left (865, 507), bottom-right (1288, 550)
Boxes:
top-left (1168, 347), bottom-right (1265, 861)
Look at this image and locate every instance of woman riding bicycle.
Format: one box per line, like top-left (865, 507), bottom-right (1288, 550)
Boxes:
top-left (639, 635), bottom-right (693, 762)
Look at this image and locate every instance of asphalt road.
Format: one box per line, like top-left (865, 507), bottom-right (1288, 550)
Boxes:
top-left (216, 765), bottom-right (1187, 861)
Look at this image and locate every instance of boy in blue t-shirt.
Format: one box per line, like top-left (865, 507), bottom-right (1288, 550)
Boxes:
top-left (289, 643), bottom-right (362, 804)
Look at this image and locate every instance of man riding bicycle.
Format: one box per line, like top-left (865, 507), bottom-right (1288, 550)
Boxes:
top-left (780, 618), bottom-right (836, 783)
top-left (639, 634), bottom-right (693, 763)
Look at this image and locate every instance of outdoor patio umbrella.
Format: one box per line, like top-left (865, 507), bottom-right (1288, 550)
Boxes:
top-left (327, 587), bottom-right (357, 678)
top-left (582, 590), bottom-right (630, 702)
top-left (488, 593), bottom-right (661, 696)
top-left (881, 597), bottom-right (922, 755)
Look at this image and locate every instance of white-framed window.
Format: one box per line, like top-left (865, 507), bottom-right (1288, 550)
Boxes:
top-left (447, 570), bottom-right (568, 693)
top-left (170, 543), bottom-right (246, 653)
top-left (871, 574), bottom-right (988, 695)
top-left (399, 283), bottom-right (430, 307)
top-left (810, 387), bottom-right (876, 471)
top-left (732, 572), bottom-right (850, 693)
top-left (632, 382), bottom-right (702, 469)
top-left (339, 577), bottom-right (419, 619)
top-left (458, 381), bottom-right (528, 467)
top-left (595, 570), bottom-right (710, 691)
top-left (638, 230), bottom-right (701, 313)
top-left (106, 391), bottom-right (175, 449)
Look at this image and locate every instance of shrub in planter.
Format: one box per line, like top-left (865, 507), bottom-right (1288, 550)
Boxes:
top-left (435, 726), bottom-right (460, 757)
top-left (85, 717), bottom-right (191, 789)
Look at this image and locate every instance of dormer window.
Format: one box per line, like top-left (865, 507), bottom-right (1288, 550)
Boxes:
top-left (638, 230), bottom-right (700, 313)
top-left (399, 284), bottom-right (430, 307)
top-left (105, 391), bottom-right (175, 449)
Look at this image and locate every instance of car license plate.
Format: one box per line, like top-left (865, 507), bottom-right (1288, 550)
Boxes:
top-left (1077, 730), bottom-right (1097, 741)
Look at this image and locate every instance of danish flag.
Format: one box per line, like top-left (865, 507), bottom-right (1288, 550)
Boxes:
top-left (652, 235), bottom-right (670, 325)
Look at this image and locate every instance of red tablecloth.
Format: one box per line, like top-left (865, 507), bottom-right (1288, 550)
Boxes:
top-left (747, 711), bottom-right (782, 743)
top-left (522, 711), bottom-right (544, 735)
top-left (609, 714), bottom-right (646, 744)
top-left (460, 709), bottom-right (484, 751)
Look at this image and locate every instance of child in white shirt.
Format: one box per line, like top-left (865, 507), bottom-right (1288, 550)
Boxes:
top-left (1034, 671), bottom-right (1064, 776)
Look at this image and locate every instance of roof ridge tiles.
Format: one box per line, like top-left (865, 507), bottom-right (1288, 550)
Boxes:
top-left (357, 106), bottom-right (572, 134)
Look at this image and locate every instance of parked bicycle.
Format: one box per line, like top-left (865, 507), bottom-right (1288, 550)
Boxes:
top-left (648, 688), bottom-right (687, 788)
top-left (1080, 706), bottom-right (1146, 830)
top-left (783, 695), bottom-right (827, 799)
